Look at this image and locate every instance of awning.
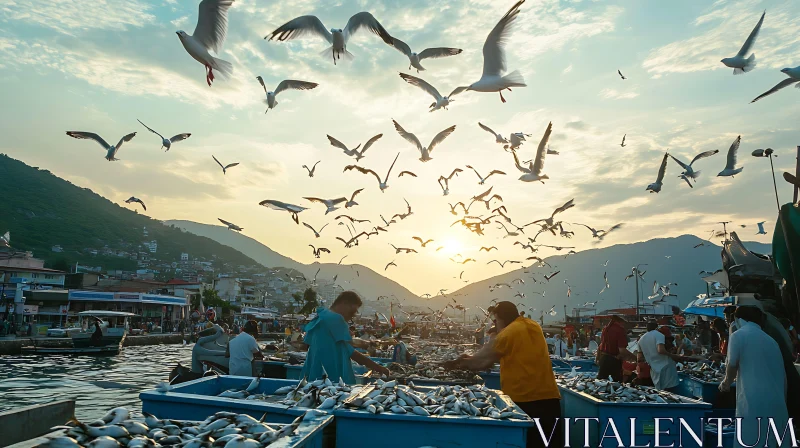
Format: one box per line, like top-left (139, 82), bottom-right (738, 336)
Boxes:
top-left (682, 296), bottom-right (736, 318)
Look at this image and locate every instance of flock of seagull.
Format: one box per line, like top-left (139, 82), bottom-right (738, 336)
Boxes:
top-left (57, 0), bottom-right (790, 319)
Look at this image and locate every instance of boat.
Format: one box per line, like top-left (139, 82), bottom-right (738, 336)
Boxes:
top-left (20, 311), bottom-right (135, 355)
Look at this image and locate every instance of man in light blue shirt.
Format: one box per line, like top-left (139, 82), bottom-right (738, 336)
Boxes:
top-left (302, 291), bottom-right (389, 383)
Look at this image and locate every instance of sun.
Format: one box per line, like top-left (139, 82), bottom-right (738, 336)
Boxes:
top-left (439, 238), bottom-right (464, 256)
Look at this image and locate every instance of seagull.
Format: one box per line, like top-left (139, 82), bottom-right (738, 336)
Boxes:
top-left (266, 12), bottom-right (393, 65)
top-left (448, 0), bottom-right (527, 103)
top-left (438, 168), bottom-right (463, 195)
top-left (398, 170), bottom-right (418, 178)
top-left (487, 260), bottom-right (520, 268)
top-left (212, 155), bottom-right (239, 175)
top-left (584, 301), bottom-right (597, 307)
top-left (258, 199), bottom-right (308, 224)
top-left (546, 145), bottom-right (559, 156)
top-left (302, 161), bottom-right (321, 177)
top-left (620, 134), bottom-right (626, 147)
top-left (599, 272), bottom-right (610, 294)
top-left (526, 198), bottom-right (574, 228)
top-left (478, 123), bottom-right (509, 144)
top-left (337, 255), bottom-right (347, 265)
top-left (751, 67), bottom-right (800, 103)
top-left (344, 152), bottom-right (400, 192)
top-left (65, 131), bottom-right (136, 161)
top-left (756, 221), bottom-right (767, 235)
top-left (646, 152), bottom-right (669, 193)
top-left (309, 245), bottom-right (330, 259)
top-left (398, 73), bottom-right (464, 112)
top-left (255, 77), bottom-right (319, 113)
top-left (336, 215), bottom-right (370, 224)
top-left (385, 260), bottom-right (397, 271)
top-left (345, 189), bottom-right (363, 208)
top-left (218, 218), bottom-right (243, 231)
top-left (513, 122), bottom-right (552, 183)
top-left (618, 70), bottom-right (626, 80)
top-left (721, 10), bottom-right (765, 75)
top-left (448, 202), bottom-right (467, 215)
top-left (679, 174), bottom-right (694, 188)
top-left (496, 221), bottom-right (520, 238)
top-left (390, 243), bottom-right (418, 254)
top-left (547, 305), bottom-right (557, 316)
top-left (669, 149), bottom-right (719, 182)
top-left (481, 246), bottom-right (498, 252)
top-left (466, 165), bottom-right (506, 185)
top-left (717, 136), bottom-right (743, 177)
top-left (412, 237), bottom-right (433, 247)
top-left (303, 222), bottom-right (329, 238)
top-left (327, 134), bottom-right (383, 161)
top-left (304, 197), bottom-right (347, 215)
top-left (125, 197), bottom-right (146, 211)
top-left (469, 186), bottom-right (503, 210)
top-left (392, 120), bottom-right (456, 162)
top-left (694, 242), bottom-right (706, 248)
top-left (136, 120), bottom-right (190, 152)
top-left (505, 132), bottom-right (530, 151)
top-left (389, 37), bottom-right (462, 72)
top-left (391, 198), bottom-right (414, 221)
top-left (596, 223), bottom-right (624, 242)
top-left (176, 0), bottom-right (235, 86)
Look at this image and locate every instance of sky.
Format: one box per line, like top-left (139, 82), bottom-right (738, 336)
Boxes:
top-left (1, 0), bottom-right (799, 296)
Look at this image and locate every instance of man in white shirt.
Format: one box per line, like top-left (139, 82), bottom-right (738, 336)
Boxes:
top-left (638, 322), bottom-right (681, 391)
top-left (552, 334), bottom-right (568, 358)
top-left (228, 320), bottom-right (262, 376)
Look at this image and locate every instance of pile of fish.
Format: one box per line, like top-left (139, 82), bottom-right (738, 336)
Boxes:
top-left (380, 362), bottom-right (483, 384)
top-left (39, 406), bottom-right (319, 448)
top-left (679, 361), bottom-right (725, 382)
top-left (556, 372), bottom-right (696, 404)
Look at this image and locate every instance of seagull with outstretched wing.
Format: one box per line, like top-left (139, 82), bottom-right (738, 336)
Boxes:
top-left (389, 37), bottom-right (462, 73)
top-left (66, 131), bottom-right (137, 161)
top-left (137, 119), bottom-right (190, 151)
top-left (176, 0), bottom-right (235, 86)
top-left (256, 76), bottom-right (318, 114)
top-left (392, 119), bottom-right (456, 162)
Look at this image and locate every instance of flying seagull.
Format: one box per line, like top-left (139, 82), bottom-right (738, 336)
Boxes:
top-left (412, 237), bottom-right (433, 247)
top-left (751, 67), bottom-right (800, 103)
top-left (255, 76), bottom-right (318, 113)
top-left (466, 165), bottom-right (506, 185)
top-left (125, 197), bottom-right (146, 211)
top-left (344, 152), bottom-right (400, 192)
top-left (65, 131), bottom-right (136, 161)
top-left (302, 161), bottom-right (321, 177)
top-left (392, 119), bottom-right (456, 162)
top-left (478, 122), bottom-right (509, 144)
top-left (448, 0), bottom-right (527, 103)
top-left (303, 197), bottom-right (347, 214)
top-left (176, 0), bottom-right (235, 86)
top-left (398, 170), bottom-right (418, 178)
top-left (646, 152), bottom-right (669, 193)
top-left (136, 120), bottom-right (190, 151)
top-left (218, 218), bottom-right (243, 231)
top-left (618, 70), bottom-right (626, 80)
top-left (398, 73), bottom-right (464, 112)
top-left (670, 149), bottom-right (719, 182)
top-left (266, 12), bottom-right (393, 65)
top-left (258, 199), bottom-right (307, 224)
top-left (389, 37), bottom-right (462, 72)
top-left (526, 198), bottom-right (575, 228)
top-left (309, 245), bottom-right (330, 259)
top-left (385, 260), bottom-right (397, 271)
top-left (212, 155), bottom-right (239, 174)
top-left (513, 121), bottom-right (552, 183)
top-left (717, 136), bottom-right (743, 177)
top-left (620, 134), bottom-right (626, 147)
top-left (721, 10), bottom-right (765, 75)
top-left (345, 189), bottom-right (363, 208)
top-left (756, 221), bottom-right (767, 235)
top-left (303, 222), bottom-right (329, 238)
top-left (327, 134), bottom-right (383, 162)
top-left (448, 202), bottom-right (468, 215)
top-left (438, 168), bottom-right (463, 195)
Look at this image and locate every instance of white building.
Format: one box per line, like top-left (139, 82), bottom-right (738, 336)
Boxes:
top-left (142, 240), bottom-right (158, 253)
top-left (180, 253), bottom-right (189, 262)
top-left (214, 277), bottom-right (241, 302)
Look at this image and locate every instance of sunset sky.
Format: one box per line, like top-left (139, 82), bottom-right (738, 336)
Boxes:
top-left (1, 0), bottom-right (798, 294)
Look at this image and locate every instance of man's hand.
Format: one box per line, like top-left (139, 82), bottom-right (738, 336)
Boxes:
top-left (719, 379), bottom-right (731, 392)
top-left (374, 365), bottom-right (391, 376)
top-left (441, 357), bottom-right (465, 370)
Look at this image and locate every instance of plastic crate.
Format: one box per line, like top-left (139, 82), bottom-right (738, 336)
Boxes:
top-left (481, 363), bottom-right (572, 392)
top-left (567, 358), bottom-right (599, 372)
top-left (369, 357), bottom-right (394, 364)
top-left (140, 376), bottom-right (305, 423)
top-left (703, 424), bottom-right (734, 448)
top-left (285, 364), bottom-right (366, 384)
top-left (559, 386), bottom-right (711, 448)
top-left (255, 360), bottom-right (288, 379)
top-left (259, 414), bottom-right (333, 448)
top-left (331, 386), bottom-right (533, 448)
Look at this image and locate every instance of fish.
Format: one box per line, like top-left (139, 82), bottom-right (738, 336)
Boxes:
top-left (86, 436), bottom-right (122, 448)
top-left (245, 377), bottom-right (261, 393)
top-left (36, 436), bottom-right (82, 448)
top-left (101, 408), bottom-right (130, 425)
top-left (221, 435), bottom-right (260, 448)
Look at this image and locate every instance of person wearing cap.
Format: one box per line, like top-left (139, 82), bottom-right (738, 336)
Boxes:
top-left (596, 315), bottom-right (634, 381)
top-left (228, 320), bottom-right (263, 376)
top-left (638, 321), bottom-right (681, 391)
top-left (302, 291), bottom-right (390, 384)
top-left (444, 301), bottom-right (562, 448)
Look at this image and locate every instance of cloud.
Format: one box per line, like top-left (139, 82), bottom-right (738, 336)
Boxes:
top-left (642, 1), bottom-right (800, 74)
top-left (599, 88), bottom-right (639, 100)
top-left (562, 64), bottom-right (573, 74)
top-left (1, 0), bottom-right (156, 34)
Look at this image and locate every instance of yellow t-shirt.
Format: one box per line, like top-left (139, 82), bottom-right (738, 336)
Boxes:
top-left (494, 317), bottom-right (561, 403)
top-left (285, 328), bottom-right (291, 336)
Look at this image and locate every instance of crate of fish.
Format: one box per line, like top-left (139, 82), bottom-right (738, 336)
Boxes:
top-left (566, 357), bottom-right (599, 372)
top-left (27, 406), bottom-right (332, 448)
top-left (330, 380), bottom-right (533, 448)
top-left (557, 373), bottom-right (711, 448)
top-left (678, 363), bottom-right (735, 405)
top-left (367, 362), bottom-right (484, 387)
top-left (140, 376), bottom-right (309, 424)
top-left (285, 363), bottom-right (367, 384)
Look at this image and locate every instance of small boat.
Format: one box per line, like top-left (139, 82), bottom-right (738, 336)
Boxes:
top-left (21, 311), bottom-right (135, 356)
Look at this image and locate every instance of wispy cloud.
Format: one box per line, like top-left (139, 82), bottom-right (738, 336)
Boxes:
top-left (1, 0), bottom-right (156, 34)
top-left (599, 88), bottom-right (639, 100)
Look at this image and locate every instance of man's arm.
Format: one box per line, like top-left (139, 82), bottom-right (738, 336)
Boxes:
top-left (458, 340), bottom-right (501, 371)
top-left (351, 338), bottom-right (372, 349)
top-left (656, 343), bottom-right (682, 361)
top-left (351, 350), bottom-right (390, 375)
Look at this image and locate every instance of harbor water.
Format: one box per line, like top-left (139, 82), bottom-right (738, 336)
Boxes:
top-left (0, 344), bottom-right (192, 420)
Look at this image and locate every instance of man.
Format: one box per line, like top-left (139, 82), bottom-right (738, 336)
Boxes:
top-left (723, 305), bottom-right (738, 334)
top-left (720, 306), bottom-right (788, 448)
top-left (596, 315), bottom-right (633, 381)
top-left (638, 322), bottom-right (680, 391)
top-left (552, 333), bottom-right (568, 358)
top-left (228, 320), bottom-right (262, 376)
top-left (445, 301), bottom-right (562, 448)
top-left (302, 291), bottom-right (390, 383)
top-left (392, 332), bottom-right (416, 365)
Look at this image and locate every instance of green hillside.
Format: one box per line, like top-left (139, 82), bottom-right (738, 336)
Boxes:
top-left (0, 154), bottom-right (262, 272)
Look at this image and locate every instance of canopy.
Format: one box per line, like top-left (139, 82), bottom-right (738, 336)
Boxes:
top-left (682, 296), bottom-right (736, 318)
top-left (78, 310), bottom-right (137, 317)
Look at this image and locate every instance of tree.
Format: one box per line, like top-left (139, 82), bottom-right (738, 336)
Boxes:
top-left (200, 288), bottom-right (240, 313)
top-left (293, 288), bottom-right (319, 315)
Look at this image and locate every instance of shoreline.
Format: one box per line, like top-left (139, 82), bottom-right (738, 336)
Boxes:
top-left (0, 333), bottom-right (187, 356)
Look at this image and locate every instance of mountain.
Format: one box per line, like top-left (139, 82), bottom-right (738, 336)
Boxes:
top-left (449, 234), bottom-right (771, 322)
top-left (0, 154), bottom-right (262, 272)
top-left (166, 220), bottom-right (423, 305)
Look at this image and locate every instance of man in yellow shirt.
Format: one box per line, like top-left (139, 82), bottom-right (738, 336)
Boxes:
top-left (445, 301), bottom-right (562, 448)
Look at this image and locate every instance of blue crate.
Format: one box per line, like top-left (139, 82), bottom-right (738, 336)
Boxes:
top-left (285, 363), bottom-right (366, 384)
top-left (255, 360), bottom-right (288, 379)
top-left (369, 357), bottom-right (394, 364)
top-left (703, 424), bottom-right (734, 448)
top-left (559, 386), bottom-right (711, 448)
top-left (331, 387), bottom-right (533, 448)
top-left (683, 375), bottom-right (736, 405)
top-left (567, 358), bottom-right (599, 372)
top-left (479, 371), bottom-right (501, 390)
top-left (265, 414), bottom-right (334, 448)
top-left (140, 376), bottom-right (304, 423)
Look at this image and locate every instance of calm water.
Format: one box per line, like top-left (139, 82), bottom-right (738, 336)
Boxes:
top-left (0, 344), bottom-right (193, 420)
